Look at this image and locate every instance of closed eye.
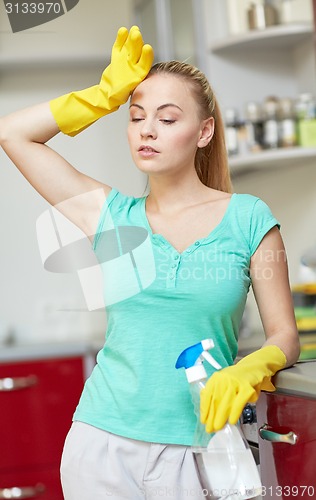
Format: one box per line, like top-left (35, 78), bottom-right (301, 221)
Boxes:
top-left (160, 119), bottom-right (176, 124)
top-left (131, 118), bottom-right (144, 122)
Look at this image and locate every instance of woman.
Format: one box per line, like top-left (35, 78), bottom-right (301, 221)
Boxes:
top-left (0, 26), bottom-right (299, 499)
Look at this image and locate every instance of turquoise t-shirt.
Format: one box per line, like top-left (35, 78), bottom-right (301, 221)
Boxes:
top-left (73, 188), bottom-right (279, 446)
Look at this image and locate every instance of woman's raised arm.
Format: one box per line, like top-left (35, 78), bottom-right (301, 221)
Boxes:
top-left (0, 101), bottom-right (110, 236)
top-left (0, 26), bottom-right (153, 236)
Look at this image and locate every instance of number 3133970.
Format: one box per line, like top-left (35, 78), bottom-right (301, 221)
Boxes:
top-left (5, 3), bottom-right (62, 14)
top-left (261, 485), bottom-right (315, 497)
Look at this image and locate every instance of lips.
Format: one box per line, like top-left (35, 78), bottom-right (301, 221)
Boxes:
top-left (137, 145), bottom-right (160, 159)
top-left (138, 145), bottom-right (159, 153)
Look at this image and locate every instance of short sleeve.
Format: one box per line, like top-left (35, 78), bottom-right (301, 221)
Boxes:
top-left (249, 198), bottom-right (280, 255)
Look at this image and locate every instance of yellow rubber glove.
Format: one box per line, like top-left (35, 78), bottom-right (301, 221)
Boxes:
top-left (49, 26), bottom-right (154, 136)
top-left (200, 345), bottom-right (287, 433)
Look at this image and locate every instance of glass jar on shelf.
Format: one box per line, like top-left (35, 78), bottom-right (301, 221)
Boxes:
top-left (244, 101), bottom-right (264, 152)
top-left (247, 0), bottom-right (279, 31)
top-left (295, 93), bottom-right (316, 147)
top-left (277, 97), bottom-right (297, 147)
top-left (276, 0), bottom-right (313, 25)
top-left (225, 0), bottom-right (250, 36)
top-left (224, 107), bottom-right (239, 156)
top-left (262, 96), bottom-right (280, 149)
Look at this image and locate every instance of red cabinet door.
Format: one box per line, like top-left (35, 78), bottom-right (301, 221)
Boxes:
top-left (0, 356), bottom-right (84, 471)
top-left (257, 392), bottom-right (316, 499)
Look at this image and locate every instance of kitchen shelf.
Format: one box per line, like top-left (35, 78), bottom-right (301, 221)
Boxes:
top-left (210, 23), bottom-right (314, 53)
top-left (229, 146), bottom-right (316, 175)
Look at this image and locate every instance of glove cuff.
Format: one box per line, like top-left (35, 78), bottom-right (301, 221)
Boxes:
top-left (49, 86), bottom-right (119, 137)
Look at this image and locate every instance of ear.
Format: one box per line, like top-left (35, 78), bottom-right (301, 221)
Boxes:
top-left (197, 117), bottom-right (214, 148)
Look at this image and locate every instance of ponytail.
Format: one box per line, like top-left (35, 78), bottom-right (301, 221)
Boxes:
top-left (195, 98), bottom-right (232, 193)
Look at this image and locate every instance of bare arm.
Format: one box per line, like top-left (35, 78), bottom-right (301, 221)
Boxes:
top-left (250, 226), bottom-right (300, 367)
top-left (0, 102), bottom-right (111, 236)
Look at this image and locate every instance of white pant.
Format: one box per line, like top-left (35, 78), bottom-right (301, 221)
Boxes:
top-left (60, 421), bottom-right (209, 500)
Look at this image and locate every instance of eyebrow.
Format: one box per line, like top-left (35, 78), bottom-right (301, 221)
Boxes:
top-left (129, 103), bottom-right (183, 112)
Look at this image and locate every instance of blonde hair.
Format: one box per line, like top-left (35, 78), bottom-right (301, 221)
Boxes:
top-left (148, 61), bottom-right (232, 193)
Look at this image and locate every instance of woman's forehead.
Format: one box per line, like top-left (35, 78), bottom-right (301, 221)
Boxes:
top-left (131, 74), bottom-right (194, 105)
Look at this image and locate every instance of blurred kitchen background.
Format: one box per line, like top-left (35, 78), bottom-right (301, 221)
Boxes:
top-left (1, 0), bottom-right (316, 348)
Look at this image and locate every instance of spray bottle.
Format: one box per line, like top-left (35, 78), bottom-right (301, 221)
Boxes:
top-left (176, 339), bottom-right (262, 500)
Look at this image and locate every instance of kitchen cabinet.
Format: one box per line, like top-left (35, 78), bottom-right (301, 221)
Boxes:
top-left (0, 355), bottom-right (85, 499)
top-left (203, 0), bottom-right (316, 176)
top-left (205, 1), bottom-right (315, 113)
top-left (257, 391), bottom-right (316, 499)
top-left (133, 1), bottom-right (316, 175)
top-left (239, 357), bottom-right (316, 499)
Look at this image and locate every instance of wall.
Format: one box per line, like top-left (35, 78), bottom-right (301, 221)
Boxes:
top-left (0, 1), bottom-right (148, 343)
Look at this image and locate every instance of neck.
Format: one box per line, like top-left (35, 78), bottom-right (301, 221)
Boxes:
top-left (146, 170), bottom-right (211, 214)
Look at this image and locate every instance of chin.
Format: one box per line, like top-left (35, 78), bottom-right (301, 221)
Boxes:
top-left (134, 162), bottom-right (163, 175)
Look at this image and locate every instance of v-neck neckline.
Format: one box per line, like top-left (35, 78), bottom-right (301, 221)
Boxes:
top-left (140, 193), bottom-right (236, 255)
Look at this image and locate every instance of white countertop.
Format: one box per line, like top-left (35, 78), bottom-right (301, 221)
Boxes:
top-left (274, 361), bottom-right (316, 398)
top-left (1, 337), bottom-right (315, 399)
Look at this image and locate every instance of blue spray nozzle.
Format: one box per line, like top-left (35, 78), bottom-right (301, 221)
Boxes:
top-left (175, 341), bottom-right (205, 370)
top-left (175, 339), bottom-right (222, 371)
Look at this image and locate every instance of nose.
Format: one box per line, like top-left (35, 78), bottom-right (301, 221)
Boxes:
top-left (140, 119), bottom-right (157, 139)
